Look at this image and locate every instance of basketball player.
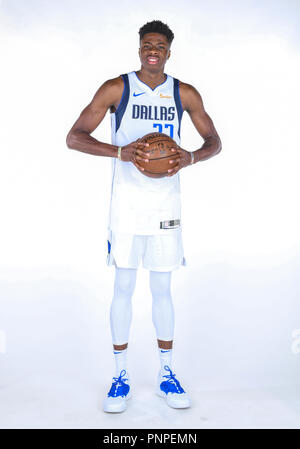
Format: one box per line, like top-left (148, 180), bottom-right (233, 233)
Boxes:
top-left (66, 20), bottom-right (221, 413)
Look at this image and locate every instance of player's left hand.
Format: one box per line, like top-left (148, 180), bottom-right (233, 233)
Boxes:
top-left (167, 146), bottom-right (192, 177)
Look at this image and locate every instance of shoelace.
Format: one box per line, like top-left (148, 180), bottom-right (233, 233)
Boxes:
top-left (162, 365), bottom-right (184, 394)
top-left (108, 369), bottom-right (129, 398)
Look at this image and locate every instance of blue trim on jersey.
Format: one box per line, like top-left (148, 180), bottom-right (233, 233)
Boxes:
top-left (107, 239), bottom-right (111, 254)
top-left (134, 71), bottom-right (168, 91)
top-left (115, 74), bottom-right (130, 133)
top-left (173, 78), bottom-right (183, 138)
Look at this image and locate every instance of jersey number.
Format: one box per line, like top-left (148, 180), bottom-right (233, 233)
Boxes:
top-left (153, 123), bottom-right (174, 138)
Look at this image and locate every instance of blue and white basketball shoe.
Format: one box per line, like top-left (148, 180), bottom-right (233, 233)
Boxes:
top-left (103, 369), bottom-right (131, 413)
top-left (156, 365), bottom-right (191, 408)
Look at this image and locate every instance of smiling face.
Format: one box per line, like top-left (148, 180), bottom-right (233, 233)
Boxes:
top-left (139, 32), bottom-right (171, 71)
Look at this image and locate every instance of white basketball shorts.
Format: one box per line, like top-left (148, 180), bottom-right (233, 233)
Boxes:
top-left (106, 228), bottom-right (187, 272)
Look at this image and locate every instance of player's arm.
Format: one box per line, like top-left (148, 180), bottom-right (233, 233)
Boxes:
top-left (179, 82), bottom-right (222, 164)
top-left (66, 77), bottom-right (149, 161)
top-left (66, 77), bottom-right (123, 157)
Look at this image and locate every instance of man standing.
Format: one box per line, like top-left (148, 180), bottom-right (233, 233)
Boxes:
top-left (66, 20), bottom-right (221, 413)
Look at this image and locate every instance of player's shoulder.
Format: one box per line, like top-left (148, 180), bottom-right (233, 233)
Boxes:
top-left (92, 75), bottom-right (125, 108)
top-left (178, 80), bottom-right (200, 96)
top-left (100, 75), bottom-right (124, 92)
top-left (177, 80), bottom-right (203, 111)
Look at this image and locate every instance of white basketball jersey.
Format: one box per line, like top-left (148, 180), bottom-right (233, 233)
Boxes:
top-left (108, 71), bottom-right (184, 235)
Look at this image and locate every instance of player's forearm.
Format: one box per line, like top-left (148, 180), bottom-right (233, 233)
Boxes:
top-left (192, 135), bottom-right (222, 163)
top-left (66, 130), bottom-right (118, 158)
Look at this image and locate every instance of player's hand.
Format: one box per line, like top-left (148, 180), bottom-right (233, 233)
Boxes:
top-left (120, 139), bottom-right (150, 170)
top-left (166, 145), bottom-right (193, 177)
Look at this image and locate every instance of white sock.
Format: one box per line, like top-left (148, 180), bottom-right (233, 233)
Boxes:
top-left (113, 348), bottom-right (128, 377)
top-left (158, 348), bottom-right (172, 374)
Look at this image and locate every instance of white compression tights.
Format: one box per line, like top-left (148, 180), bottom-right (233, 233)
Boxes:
top-left (110, 267), bottom-right (174, 345)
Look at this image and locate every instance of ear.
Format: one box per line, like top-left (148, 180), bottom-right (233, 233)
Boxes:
top-left (168, 49), bottom-right (171, 59)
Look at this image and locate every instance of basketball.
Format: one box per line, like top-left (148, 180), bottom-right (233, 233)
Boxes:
top-left (138, 132), bottom-right (179, 178)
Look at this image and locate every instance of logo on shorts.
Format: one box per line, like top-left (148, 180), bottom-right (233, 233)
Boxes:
top-left (160, 219), bottom-right (180, 229)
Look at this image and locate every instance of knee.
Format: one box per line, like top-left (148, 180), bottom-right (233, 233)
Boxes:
top-left (150, 272), bottom-right (171, 299)
top-left (115, 280), bottom-right (135, 297)
top-left (114, 269), bottom-right (136, 297)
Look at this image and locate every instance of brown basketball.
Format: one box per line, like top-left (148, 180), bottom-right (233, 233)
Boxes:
top-left (138, 132), bottom-right (179, 178)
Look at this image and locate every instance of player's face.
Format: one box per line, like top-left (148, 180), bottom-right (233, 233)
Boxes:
top-left (139, 33), bottom-right (171, 70)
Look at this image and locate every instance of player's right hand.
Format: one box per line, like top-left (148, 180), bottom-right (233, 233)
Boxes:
top-left (119, 138), bottom-right (150, 170)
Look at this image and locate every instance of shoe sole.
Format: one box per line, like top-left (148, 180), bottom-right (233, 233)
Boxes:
top-left (103, 391), bottom-right (132, 413)
top-left (156, 388), bottom-right (191, 409)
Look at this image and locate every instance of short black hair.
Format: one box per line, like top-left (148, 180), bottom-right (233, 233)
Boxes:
top-left (139, 20), bottom-right (174, 45)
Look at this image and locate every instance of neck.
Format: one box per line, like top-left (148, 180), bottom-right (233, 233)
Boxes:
top-left (136, 67), bottom-right (166, 89)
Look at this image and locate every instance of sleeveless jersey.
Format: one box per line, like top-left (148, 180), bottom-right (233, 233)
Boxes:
top-left (107, 71), bottom-right (184, 235)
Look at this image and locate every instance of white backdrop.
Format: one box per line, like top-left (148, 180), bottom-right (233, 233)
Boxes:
top-left (1, 0), bottom-right (300, 429)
